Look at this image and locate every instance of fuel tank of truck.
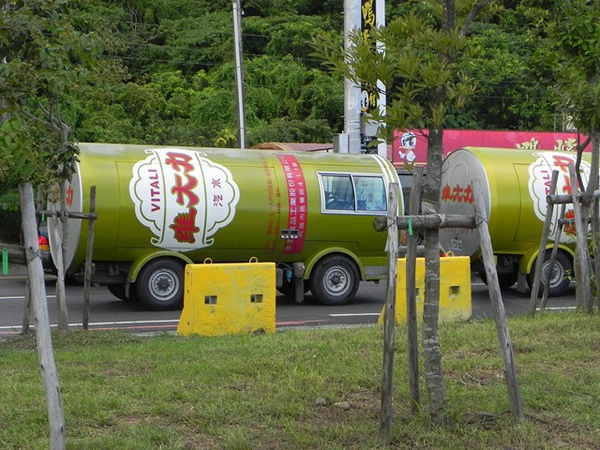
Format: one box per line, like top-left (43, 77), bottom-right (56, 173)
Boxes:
top-left (58, 143), bottom-right (402, 275)
top-left (439, 147), bottom-right (591, 258)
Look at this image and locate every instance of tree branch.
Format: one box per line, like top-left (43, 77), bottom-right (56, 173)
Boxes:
top-left (460, 0), bottom-right (493, 37)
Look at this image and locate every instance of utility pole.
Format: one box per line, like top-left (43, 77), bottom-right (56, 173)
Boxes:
top-left (232, 0), bottom-right (246, 149)
top-left (339, 0), bottom-right (386, 156)
top-left (343, 0), bottom-right (362, 154)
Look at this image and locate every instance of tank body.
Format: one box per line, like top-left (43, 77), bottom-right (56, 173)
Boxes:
top-left (439, 147), bottom-right (591, 296)
top-left (56, 143), bottom-right (402, 309)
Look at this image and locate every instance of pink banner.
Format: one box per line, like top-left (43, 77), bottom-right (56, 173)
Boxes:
top-left (392, 129), bottom-right (591, 168)
top-left (277, 154), bottom-right (308, 254)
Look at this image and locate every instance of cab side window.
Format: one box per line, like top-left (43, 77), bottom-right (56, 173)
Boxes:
top-left (322, 174), bottom-right (355, 210)
top-left (356, 176), bottom-right (386, 211)
top-left (320, 173), bottom-right (386, 213)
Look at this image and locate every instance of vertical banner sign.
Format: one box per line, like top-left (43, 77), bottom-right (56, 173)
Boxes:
top-left (277, 154), bottom-right (308, 254)
top-left (360, 0), bottom-right (387, 157)
top-left (360, 0), bottom-right (378, 115)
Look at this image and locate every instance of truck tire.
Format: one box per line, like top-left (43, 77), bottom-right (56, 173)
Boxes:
top-left (527, 250), bottom-right (572, 297)
top-left (310, 255), bottom-right (360, 306)
top-left (135, 258), bottom-right (185, 311)
top-left (477, 270), bottom-right (518, 290)
top-left (107, 284), bottom-right (130, 302)
top-left (107, 284), bottom-right (138, 302)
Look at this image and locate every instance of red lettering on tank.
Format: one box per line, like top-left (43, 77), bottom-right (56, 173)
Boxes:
top-left (170, 207), bottom-right (200, 244)
top-left (165, 152), bottom-right (194, 174)
top-left (441, 183), bottom-right (473, 204)
top-left (66, 185), bottom-right (74, 207)
top-left (165, 152), bottom-right (200, 208)
top-left (149, 169), bottom-right (161, 212)
top-left (550, 154), bottom-right (578, 194)
top-left (563, 209), bottom-right (576, 236)
top-left (540, 169), bottom-right (551, 195)
top-left (172, 174), bottom-right (199, 207)
top-left (552, 154), bottom-right (574, 170)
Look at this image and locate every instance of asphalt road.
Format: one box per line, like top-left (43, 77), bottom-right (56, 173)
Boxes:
top-left (0, 264), bottom-right (577, 338)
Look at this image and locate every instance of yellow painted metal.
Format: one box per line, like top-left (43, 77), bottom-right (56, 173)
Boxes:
top-left (178, 261), bottom-right (276, 336)
top-left (379, 256), bottom-right (472, 325)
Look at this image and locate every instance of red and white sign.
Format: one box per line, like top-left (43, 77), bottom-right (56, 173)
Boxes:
top-left (130, 149), bottom-right (240, 251)
top-left (277, 154), bottom-right (308, 254)
top-left (392, 129), bottom-right (591, 168)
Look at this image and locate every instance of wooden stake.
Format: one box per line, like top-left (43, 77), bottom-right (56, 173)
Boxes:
top-left (379, 183), bottom-right (400, 447)
top-left (472, 178), bottom-right (524, 421)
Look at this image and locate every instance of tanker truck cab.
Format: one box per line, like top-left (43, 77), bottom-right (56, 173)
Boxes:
top-left (54, 143), bottom-right (402, 311)
top-left (439, 147), bottom-right (590, 297)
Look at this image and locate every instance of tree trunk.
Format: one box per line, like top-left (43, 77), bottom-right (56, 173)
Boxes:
top-left (49, 200), bottom-right (69, 330)
top-left (421, 124), bottom-right (447, 424)
top-left (587, 130), bottom-right (600, 313)
top-left (570, 164), bottom-right (593, 313)
top-left (19, 183), bottom-right (66, 450)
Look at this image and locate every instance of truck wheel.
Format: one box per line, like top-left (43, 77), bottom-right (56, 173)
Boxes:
top-left (136, 259), bottom-right (185, 311)
top-left (310, 255), bottom-right (360, 306)
top-left (528, 250), bottom-right (572, 297)
top-left (107, 284), bottom-right (136, 302)
top-left (477, 270), bottom-right (518, 290)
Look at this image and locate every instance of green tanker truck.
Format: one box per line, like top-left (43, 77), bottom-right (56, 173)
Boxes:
top-left (439, 147), bottom-right (591, 296)
top-left (52, 143), bottom-right (402, 310)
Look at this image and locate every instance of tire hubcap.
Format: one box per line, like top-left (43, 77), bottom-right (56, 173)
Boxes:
top-left (150, 270), bottom-right (178, 300)
top-left (326, 268), bottom-right (348, 294)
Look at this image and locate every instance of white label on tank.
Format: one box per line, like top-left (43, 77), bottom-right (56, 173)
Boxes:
top-left (528, 152), bottom-right (590, 241)
top-left (130, 149), bottom-right (240, 251)
top-left (449, 239), bottom-right (463, 252)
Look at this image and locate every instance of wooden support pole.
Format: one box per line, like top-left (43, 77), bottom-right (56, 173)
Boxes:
top-left (373, 214), bottom-right (476, 232)
top-left (541, 204), bottom-right (566, 310)
top-left (406, 167), bottom-right (423, 414)
top-left (82, 186), bottom-right (97, 330)
top-left (548, 189), bottom-right (600, 205)
top-left (1, 243), bottom-right (52, 267)
top-left (49, 202), bottom-right (68, 331)
top-left (569, 164), bottom-right (593, 313)
top-left (379, 183), bottom-right (400, 447)
top-left (38, 210), bottom-right (98, 221)
top-left (472, 179), bottom-right (525, 421)
top-left (19, 183), bottom-right (66, 449)
top-left (528, 170), bottom-right (558, 316)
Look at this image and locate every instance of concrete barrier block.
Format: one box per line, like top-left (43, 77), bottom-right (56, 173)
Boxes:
top-left (379, 256), bottom-right (472, 325)
top-left (178, 262), bottom-right (276, 336)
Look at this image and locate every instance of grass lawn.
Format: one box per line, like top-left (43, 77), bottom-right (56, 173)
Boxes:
top-left (0, 312), bottom-right (599, 449)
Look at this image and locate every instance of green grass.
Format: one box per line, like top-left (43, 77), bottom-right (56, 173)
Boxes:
top-left (1, 312), bottom-right (599, 449)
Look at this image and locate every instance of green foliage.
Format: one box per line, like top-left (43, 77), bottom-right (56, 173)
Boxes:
top-left (0, 191), bottom-right (21, 243)
top-left (529, 0), bottom-right (600, 134)
top-left (457, 21), bottom-right (558, 130)
top-left (0, 0), bottom-right (101, 185)
top-left (0, 0), bottom-right (576, 167)
top-left (247, 117), bottom-right (334, 146)
top-left (312, 7), bottom-right (475, 138)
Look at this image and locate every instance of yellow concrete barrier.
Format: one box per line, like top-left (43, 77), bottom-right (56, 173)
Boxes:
top-left (178, 261), bottom-right (276, 336)
top-left (379, 256), bottom-right (472, 325)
